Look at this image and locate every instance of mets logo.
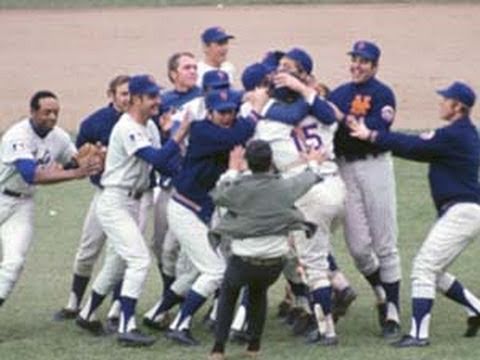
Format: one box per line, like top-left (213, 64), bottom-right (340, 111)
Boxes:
top-left (219, 90), bottom-right (228, 101)
top-left (217, 71), bottom-right (226, 79)
top-left (33, 148), bottom-right (52, 165)
top-left (350, 95), bottom-right (371, 116)
top-left (356, 41), bottom-right (366, 50)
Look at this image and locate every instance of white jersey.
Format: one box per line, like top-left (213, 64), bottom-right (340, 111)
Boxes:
top-left (171, 96), bottom-right (206, 123)
top-left (0, 118), bottom-right (76, 195)
top-left (197, 60), bottom-right (235, 88)
top-left (100, 113), bottom-right (160, 192)
top-left (254, 101), bottom-right (338, 175)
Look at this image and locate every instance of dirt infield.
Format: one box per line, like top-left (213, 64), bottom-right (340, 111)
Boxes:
top-left (1, 3), bottom-right (479, 132)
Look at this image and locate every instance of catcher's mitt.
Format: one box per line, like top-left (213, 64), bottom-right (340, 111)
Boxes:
top-left (75, 143), bottom-right (106, 170)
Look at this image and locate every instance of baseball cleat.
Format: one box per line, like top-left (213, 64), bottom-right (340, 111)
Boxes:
top-left (117, 329), bottom-right (156, 347)
top-left (464, 315), bottom-right (480, 337)
top-left (391, 335), bottom-right (429, 348)
top-left (229, 329), bottom-right (251, 344)
top-left (75, 316), bottom-right (105, 336)
top-left (53, 308), bottom-right (79, 321)
top-left (105, 317), bottom-right (119, 334)
top-left (165, 329), bottom-right (200, 346)
top-left (305, 330), bottom-right (338, 346)
top-left (382, 320), bottom-right (401, 340)
top-left (143, 314), bottom-right (171, 331)
top-left (332, 287), bottom-right (357, 322)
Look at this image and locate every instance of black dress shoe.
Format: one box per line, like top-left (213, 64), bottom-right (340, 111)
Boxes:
top-left (382, 320), bottom-right (401, 340)
top-left (391, 335), bottom-right (429, 348)
top-left (332, 287), bottom-right (357, 322)
top-left (75, 316), bottom-right (105, 336)
top-left (305, 330), bottom-right (338, 346)
top-left (465, 315), bottom-right (480, 337)
top-left (53, 308), bottom-right (79, 321)
top-left (117, 329), bottom-right (156, 347)
top-left (165, 329), bottom-right (199, 346)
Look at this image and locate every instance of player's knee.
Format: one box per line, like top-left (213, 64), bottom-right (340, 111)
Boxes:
top-left (2, 257), bottom-right (26, 281)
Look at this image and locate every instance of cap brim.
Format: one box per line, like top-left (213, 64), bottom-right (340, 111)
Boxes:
top-left (436, 89), bottom-right (450, 98)
top-left (205, 34), bottom-right (235, 43)
top-left (213, 102), bottom-right (237, 111)
top-left (348, 50), bottom-right (376, 61)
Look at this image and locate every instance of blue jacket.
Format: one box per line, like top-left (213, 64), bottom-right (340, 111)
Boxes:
top-left (76, 103), bottom-right (122, 187)
top-left (173, 116), bottom-right (257, 224)
top-left (329, 77), bottom-right (396, 160)
top-left (374, 116), bottom-right (480, 215)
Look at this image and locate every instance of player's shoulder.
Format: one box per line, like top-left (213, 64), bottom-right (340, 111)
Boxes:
top-left (49, 125), bottom-right (74, 144)
top-left (3, 118), bottom-right (33, 141)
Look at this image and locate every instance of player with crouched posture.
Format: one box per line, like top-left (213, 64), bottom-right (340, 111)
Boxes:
top-left (75, 75), bottom-right (189, 347)
top-left (349, 81), bottom-right (480, 347)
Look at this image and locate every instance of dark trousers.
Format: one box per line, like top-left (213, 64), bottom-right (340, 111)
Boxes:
top-left (213, 255), bottom-right (284, 353)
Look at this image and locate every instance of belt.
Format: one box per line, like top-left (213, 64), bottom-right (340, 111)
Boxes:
top-left (172, 191), bottom-right (202, 213)
top-left (127, 189), bottom-right (144, 200)
top-left (238, 255), bottom-right (285, 267)
top-left (2, 189), bottom-right (29, 198)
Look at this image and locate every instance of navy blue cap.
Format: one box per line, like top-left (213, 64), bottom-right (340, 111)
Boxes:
top-left (261, 50), bottom-right (284, 73)
top-left (206, 89), bottom-right (240, 111)
top-left (437, 81), bottom-right (476, 108)
top-left (203, 70), bottom-right (230, 91)
top-left (201, 26), bottom-right (234, 44)
top-left (241, 63), bottom-right (269, 91)
top-left (284, 48), bottom-right (313, 74)
top-left (129, 75), bottom-right (160, 96)
top-left (348, 41), bottom-right (381, 62)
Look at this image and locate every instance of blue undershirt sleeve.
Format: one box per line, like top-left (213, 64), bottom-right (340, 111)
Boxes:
top-left (14, 159), bottom-right (37, 184)
top-left (134, 140), bottom-right (180, 176)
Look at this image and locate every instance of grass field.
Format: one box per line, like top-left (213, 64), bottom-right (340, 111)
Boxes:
top-left (0, 0), bottom-right (476, 9)
top-left (1, 157), bottom-right (480, 360)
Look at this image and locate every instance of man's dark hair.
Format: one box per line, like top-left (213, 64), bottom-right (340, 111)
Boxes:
top-left (167, 51), bottom-right (195, 83)
top-left (246, 140), bottom-right (272, 173)
top-left (30, 90), bottom-right (57, 111)
top-left (108, 75), bottom-right (130, 95)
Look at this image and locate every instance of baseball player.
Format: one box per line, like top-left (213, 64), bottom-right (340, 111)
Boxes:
top-left (328, 41), bottom-right (402, 339)
top-left (348, 81), bottom-right (480, 347)
top-left (248, 48), bottom-right (346, 345)
top-left (164, 88), bottom-right (263, 346)
top-left (75, 75), bottom-right (189, 347)
top-left (54, 75), bottom-right (130, 324)
top-left (143, 51), bottom-right (204, 330)
top-left (0, 90), bottom-right (101, 306)
top-left (197, 26), bottom-right (235, 88)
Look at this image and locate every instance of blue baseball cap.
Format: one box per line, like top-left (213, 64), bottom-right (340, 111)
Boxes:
top-left (261, 50), bottom-right (284, 73)
top-left (348, 41), bottom-right (381, 62)
top-left (206, 89), bottom-right (240, 111)
top-left (201, 26), bottom-right (234, 44)
top-left (284, 48), bottom-right (313, 74)
top-left (129, 75), bottom-right (160, 96)
top-left (241, 63), bottom-right (269, 91)
top-left (437, 81), bottom-right (476, 108)
top-left (203, 70), bottom-right (230, 91)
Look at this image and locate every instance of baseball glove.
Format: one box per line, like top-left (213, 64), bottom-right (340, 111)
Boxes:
top-left (74, 143), bottom-right (106, 170)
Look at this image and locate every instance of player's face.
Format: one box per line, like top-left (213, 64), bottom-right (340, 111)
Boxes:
top-left (439, 98), bottom-right (459, 121)
top-left (173, 56), bottom-right (198, 90)
top-left (31, 97), bottom-right (60, 130)
top-left (278, 57), bottom-right (301, 76)
top-left (350, 55), bottom-right (377, 84)
top-left (139, 93), bottom-right (161, 118)
top-left (111, 82), bottom-right (130, 113)
top-left (205, 40), bottom-right (229, 66)
top-left (211, 108), bottom-right (236, 128)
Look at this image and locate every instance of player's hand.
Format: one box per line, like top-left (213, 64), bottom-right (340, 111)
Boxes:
top-left (247, 87), bottom-right (270, 113)
top-left (172, 111), bottom-right (191, 144)
top-left (273, 72), bottom-right (313, 99)
top-left (301, 147), bottom-right (328, 165)
top-left (159, 109), bottom-right (175, 133)
top-left (228, 145), bottom-right (246, 171)
top-left (347, 116), bottom-right (373, 141)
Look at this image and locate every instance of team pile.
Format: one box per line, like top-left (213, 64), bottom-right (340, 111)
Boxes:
top-left (1, 25), bottom-right (480, 359)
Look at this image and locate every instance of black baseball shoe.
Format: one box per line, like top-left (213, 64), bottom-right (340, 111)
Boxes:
top-left (332, 287), bottom-right (357, 322)
top-left (165, 328), bottom-right (200, 346)
top-left (229, 329), bottom-right (251, 344)
top-left (391, 335), bottom-right (429, 348)
top-left (143, 314), bottom-right (171, 331)
top-left (292, 312), bottom-right (316, 336)
top-left (464, 315), bottom-right (480, 337)
top-left (382, 320), bottom-right (401, 340)
top-left (117, 329), bottom-right (156, 347)
top-left (53, 308), bottom-right (79, 321)
top-left (105, 317), bottom-right (119, 334)
top-left (75, 316), bottom-right (105, 336)
top-left (305, 330), bottom-right (338, 346)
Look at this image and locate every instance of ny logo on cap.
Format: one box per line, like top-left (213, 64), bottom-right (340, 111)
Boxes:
top-left (220, 90), bottom-right (228, 100)
top-left (356, 41), bottom-right (366, 50)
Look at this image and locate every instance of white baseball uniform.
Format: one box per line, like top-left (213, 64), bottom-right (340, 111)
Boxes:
top-left (0, 118), bottom-right (76, 300)
top-left (197, 60), bottom-right (235, 88)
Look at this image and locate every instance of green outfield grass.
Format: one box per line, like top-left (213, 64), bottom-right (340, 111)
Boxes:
top-left (1, 157), bottom-right (480, 359)
top-left (0, 0), bottom-right (478, 9)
